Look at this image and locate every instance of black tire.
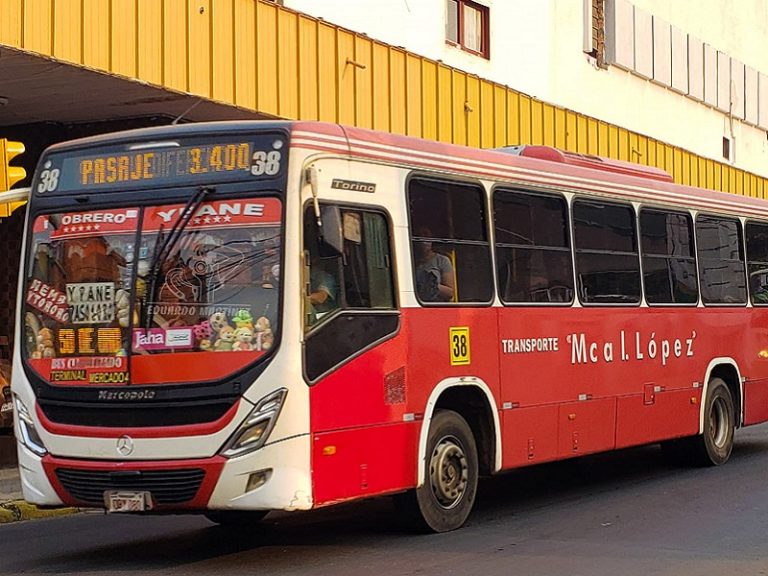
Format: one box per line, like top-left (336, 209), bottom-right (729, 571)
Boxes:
top-left (204, 510), bottom-right (269, 526)
top-left (397, 409), bottom-right (478, 533)
top-left (685, 377), bottom-right (735, 466)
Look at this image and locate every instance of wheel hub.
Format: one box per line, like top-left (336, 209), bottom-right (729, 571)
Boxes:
top-left (710, 396), bottom-right (729, 448)
top-left (429, 436), bottom-right (468, 509)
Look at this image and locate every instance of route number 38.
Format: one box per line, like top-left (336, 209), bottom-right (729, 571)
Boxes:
top-left (251, 150), bottom-right (281, 176)
top-left (37, 167), bottom-right (61, 193)
top-left (449, 327), bottom-right (471, 366)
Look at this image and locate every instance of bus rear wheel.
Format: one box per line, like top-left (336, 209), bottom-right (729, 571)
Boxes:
top-left (686, 377), bottom-right (735, 466)
top-left (398, 409), bottom-right (478, 533)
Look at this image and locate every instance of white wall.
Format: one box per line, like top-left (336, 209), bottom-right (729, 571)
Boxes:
top-left (283, 0), bottom-right (768, 177)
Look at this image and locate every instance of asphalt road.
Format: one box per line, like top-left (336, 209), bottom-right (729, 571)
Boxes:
top-left (3, 425), bottom-right (768, 576)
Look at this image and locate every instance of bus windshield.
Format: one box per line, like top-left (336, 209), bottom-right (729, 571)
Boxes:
top-left (22, 197), bottom-right (282, 386)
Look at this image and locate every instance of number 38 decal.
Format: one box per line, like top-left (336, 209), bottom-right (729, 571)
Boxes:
top-left (449, 326), bottom-right (471, 366)
top-left (251, 150), bottom-right (281, 176)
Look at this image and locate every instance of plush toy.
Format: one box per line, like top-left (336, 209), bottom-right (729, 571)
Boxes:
top-left (260, 329), bottom-right (274, 351)
top-left (115, 289), bottom-right (131, 328)
top-left (214, 326), bottom-right (236, 352)
top-left (232, 309), bottom-right (254, 331)
top-left (254, 316), bottom-right (271, 333)
top-left (37, 328), bottom-right (55, 358)
top-left (233, 327), bottom-right (254, 351)
top-left (193, 321), bottom-right (212, 343)
top-left (209, 312), bottom-right (229, 333)
top-left (135, 261), bottom-right (149, 299)
top-left (198, 339), bottom-right (212, 351)
top-left (253, 316), bottom-right (273, 351)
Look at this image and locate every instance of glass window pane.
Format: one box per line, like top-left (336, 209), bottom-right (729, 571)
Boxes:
top-left (409, 177), bottom-right (493, 304)
top-left (415, 241), bottom-right (492, 303)
top-left (24, 211), bottom-right (135, 383)
top-left (746, 222), bottom-right (768, 263)
top-left (747, 221), bottom-right (768, 304)
top-left (494, 189), bottom-right (569, 248)
top-left (640, 209), bottom-right (697, 305)
top-left (640, 210), bottom-right (694, 257)
top-left (696, 216), bottom-right (746, 304)
top-left (699, 260), bottom-right (747, 304)
top-left (446, 0), bottom-right (459, 43)
top-left (137, 199), bottom-right (282, 359)
top-left (576, 253), bottom-right (641, 304)
top-left (409, 178), bottom-right (487, 242)
top-left (497, 247), bottom-right (573, 303)
top-left (364, 212), bottom-right (394, 308)
top-left (494, 189), bottom-right (573, 304)
top-left (748, 264), bottom-right (768, 305)
top-left (463, 4), bottom-right (482, 52)
top-left (642, 256), bottom-right (698, 304)
top-left (304, 206), bottom-right (395, 329)
top-left (574, 201), bottom-right (637, 253)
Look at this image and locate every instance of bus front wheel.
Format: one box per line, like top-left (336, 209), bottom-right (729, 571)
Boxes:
top-left (687, 377), bottom-right (735, 466)
top-left (398, 409), bottom-right (478, 533)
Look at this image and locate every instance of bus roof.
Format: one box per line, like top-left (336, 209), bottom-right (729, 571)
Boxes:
top-left (39, 119), bottom-right (768, 219)
top-left (291, 121), bottom-right (768, 220)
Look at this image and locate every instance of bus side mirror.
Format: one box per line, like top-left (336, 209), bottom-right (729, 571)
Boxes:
top-left (318, 205), bottom-right (344, 257)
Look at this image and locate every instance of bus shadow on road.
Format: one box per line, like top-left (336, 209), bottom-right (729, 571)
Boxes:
top-left (470, 426), bottom-right (768, 524)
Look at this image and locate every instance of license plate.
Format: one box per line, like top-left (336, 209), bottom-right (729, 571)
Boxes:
top-left (104, 491), bottom-right (153, 513)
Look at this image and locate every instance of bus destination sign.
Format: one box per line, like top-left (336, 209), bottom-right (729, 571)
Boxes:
top-left (38, 135), bottom-right (285, 194)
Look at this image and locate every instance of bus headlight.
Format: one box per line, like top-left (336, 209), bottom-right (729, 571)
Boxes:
top-left (14, 396), bottom-right (48, 457)
top-left (221, 389), bottom-right (287, 458)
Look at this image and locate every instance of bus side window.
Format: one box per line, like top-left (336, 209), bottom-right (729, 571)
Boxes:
top-left (493, 188), bottom-right (573, 305)
top-left (746, 221), bottom-right (768, 305)
top-left (696, 215), bottom-right (746, 305)
top-left (407, 177), bottom-right (493, 304)
top-left (640, 209), bottom-right (698, 305)
top-left (303, 206), bottom-right (396, 330)
top-left (573, 200), bottom-right (641, 305)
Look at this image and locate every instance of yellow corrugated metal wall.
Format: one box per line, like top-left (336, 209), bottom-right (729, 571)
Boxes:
top-left (0, 0), bottom-right (764, 198)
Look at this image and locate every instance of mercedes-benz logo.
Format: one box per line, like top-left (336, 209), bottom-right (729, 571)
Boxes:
top-left (116, 435), bottom-right (134, 456)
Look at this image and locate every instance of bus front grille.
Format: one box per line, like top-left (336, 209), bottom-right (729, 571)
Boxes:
top-left (55, 468), bottom-right (206, 506)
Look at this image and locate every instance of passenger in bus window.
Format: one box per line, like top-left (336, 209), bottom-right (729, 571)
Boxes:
top-left (309, 256), bottom-right (338, 317)
top-left (750, 273), bottom-right (768, 304)
top-left (414, 228), bottom-right (455, 302)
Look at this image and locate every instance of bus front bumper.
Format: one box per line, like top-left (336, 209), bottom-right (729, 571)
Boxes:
top-left (18, 433), bottom-right (312, 512)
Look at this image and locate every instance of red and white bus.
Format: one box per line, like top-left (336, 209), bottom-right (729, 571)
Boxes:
top-left (13, 121), bottom-right (768, 532)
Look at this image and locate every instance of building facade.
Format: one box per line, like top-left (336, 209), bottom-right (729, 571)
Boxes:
top-left (283, 0), bottom-right (768, 179)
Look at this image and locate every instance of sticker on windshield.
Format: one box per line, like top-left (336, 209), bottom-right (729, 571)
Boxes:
top-left (66, 282), bottom-right (116, 324)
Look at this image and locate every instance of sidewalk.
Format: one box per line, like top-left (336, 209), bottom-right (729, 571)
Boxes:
top-left (0, 465), bottom-right (79, 523)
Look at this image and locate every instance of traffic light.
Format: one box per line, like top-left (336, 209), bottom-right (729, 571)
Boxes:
top-left (0, 139), bottom-right (26, 190)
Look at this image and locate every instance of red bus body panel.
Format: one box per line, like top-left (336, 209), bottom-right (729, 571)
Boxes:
top-left (310, 304), bottom-right (768, 505)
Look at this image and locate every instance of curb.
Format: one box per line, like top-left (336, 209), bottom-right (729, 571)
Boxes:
top-left (0, 500), bottom-right (80, 523)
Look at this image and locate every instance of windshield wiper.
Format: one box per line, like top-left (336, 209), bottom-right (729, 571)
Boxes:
top-left (142, 186), bottom-right (214, 328)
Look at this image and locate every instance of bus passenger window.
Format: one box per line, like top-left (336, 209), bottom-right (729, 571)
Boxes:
top-left (746, 222), bottom-right (768, 305)
top-left (493, 188), bottom-right (573, 304)
top-left (640, 209), bottom-right (698, 305)
top-left (414, 228), bottom-right (455, 302)
top-left (303, 206), bottom-right (395, 330)
top-left (573, 200), bottom-right (641, 305)
top-left (408, 177), bottom-right (493, 304)
top-left (696, 215), bottom-right (746, 305)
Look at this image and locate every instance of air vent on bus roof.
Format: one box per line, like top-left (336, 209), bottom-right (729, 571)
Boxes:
top-left (496, 145), bottom-right (673, 183)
